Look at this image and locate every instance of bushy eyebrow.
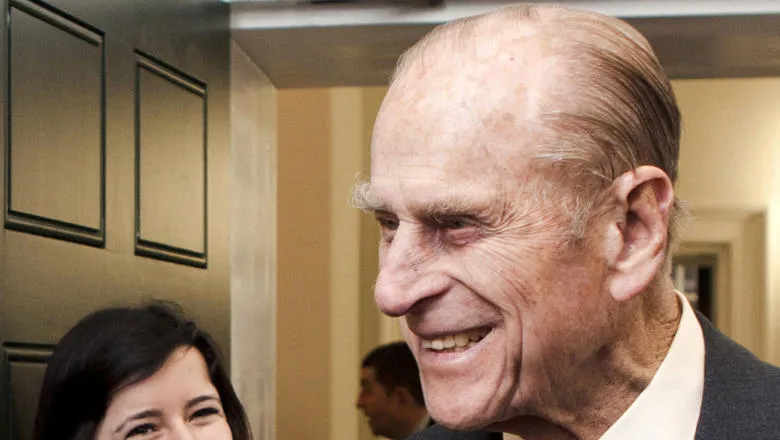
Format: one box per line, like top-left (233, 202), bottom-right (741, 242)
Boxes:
top-left (353, 183), bottom-right (495, 225)
top-left (350, 179), bottom-right (384, 212)
top-left (418, 196), bottom-right (491, 218)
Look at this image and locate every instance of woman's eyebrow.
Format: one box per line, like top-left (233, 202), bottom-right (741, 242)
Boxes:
top-left (185, 394), bottom-right (221, 410)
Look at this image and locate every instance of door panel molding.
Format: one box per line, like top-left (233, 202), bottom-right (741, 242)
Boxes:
top-left (4, 0), bottom-right (106, 247)
top-left (134, 51), bottom-right (208, 268)
top-left (1, 342), bottom-right (54, 440)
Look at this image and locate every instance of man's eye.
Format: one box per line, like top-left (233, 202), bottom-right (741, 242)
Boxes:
top-left (376, 216), bottom-right (398, 230)
top-left (434, 215), bottom-right (474, 230)
top-left (126, 423), bottom-right (157, 438)
top-left (442, 219), bottom-right (469, 229)
top-left (435, 217), bottom-right (481, 244)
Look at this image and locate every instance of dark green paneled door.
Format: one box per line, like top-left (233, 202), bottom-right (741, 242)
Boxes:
top-left (0, 1), bottom-right (231, 438)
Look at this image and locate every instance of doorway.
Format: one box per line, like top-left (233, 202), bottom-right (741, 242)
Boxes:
top-left (672, 253), bottom-right (718, 321)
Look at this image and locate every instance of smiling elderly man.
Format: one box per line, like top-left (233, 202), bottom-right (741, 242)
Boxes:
top-left (352, 4), bottom-right (780, 440)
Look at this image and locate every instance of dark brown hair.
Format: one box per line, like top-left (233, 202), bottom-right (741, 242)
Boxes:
top-left (34, 301), bottom-right (252, 440)
top-left (362, 341), bottom-right (425, 406)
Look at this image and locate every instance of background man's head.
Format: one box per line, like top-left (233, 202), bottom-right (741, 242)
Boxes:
top-left (354, 3), bottom-right (683, 434)
top-left (357, 341), bottom-right (427, 439)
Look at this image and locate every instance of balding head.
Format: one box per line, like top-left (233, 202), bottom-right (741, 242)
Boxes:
top-left (373, 4), bottom-right (683, 248)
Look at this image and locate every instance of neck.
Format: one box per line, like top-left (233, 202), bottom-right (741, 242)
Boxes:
top-left (499, 282), bottom-right (682, 439)
top-left (392, 406), bottom-right (429, 440)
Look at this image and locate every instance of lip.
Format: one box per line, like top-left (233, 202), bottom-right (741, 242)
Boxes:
top-left (415, 326), bottom-right (495, 365)
top-left (411, 323), bottom-right (493, 340)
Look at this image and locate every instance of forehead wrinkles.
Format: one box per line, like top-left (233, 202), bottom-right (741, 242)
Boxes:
top-left (369, 143), bottom-right (540, 220)
top-left (373, 64), bottom-right (549, 185)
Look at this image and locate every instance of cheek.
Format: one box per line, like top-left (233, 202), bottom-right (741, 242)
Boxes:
top-left (452, 237), bottom-right (555, 314)
top-left (519, 253), bottom-right (612, 368)
top-left (197, 418), bottom-right (233, 440)
top-left (452, 237), bottom-right (606, 355)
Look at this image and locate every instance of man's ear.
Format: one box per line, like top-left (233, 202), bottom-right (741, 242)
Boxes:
top-left (604, 166), bottom-right (674, 302)
top-left (392, 386), bottom-right (414, 406)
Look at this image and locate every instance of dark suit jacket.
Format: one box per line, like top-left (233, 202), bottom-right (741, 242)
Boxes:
top-left (694, 312), bottom-right (780, 439)
top-left (405, 424), bottom-right (502, 440)
top-left (403, 313), bottom-right (780, 439)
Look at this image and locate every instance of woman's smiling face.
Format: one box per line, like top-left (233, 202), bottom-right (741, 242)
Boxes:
top-left (95, 347), bottom-right (232, 440)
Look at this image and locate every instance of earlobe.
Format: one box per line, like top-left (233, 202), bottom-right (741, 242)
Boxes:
top-left (606, 166), bottom-right (674, 302)
top-left (393, 386), bottom-right (413, 406)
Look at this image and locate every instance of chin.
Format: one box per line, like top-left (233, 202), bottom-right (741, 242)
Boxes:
top-left (430, 409), bottom-right (494, 431)
top-left (415, 325), bottom-right (521, 431)
top-left (426, 392), bottom-right (499, 431)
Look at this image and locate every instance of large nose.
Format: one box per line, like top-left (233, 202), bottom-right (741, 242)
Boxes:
top-left (374, 223), bottom-right (448, 317)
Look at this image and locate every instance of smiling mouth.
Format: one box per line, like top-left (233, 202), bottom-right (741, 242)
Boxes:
top-left (421, 327), bottom-right (491, 353)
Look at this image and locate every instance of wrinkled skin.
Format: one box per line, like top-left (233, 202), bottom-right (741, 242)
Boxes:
top-left (369, 56), bottom-right (617, 430)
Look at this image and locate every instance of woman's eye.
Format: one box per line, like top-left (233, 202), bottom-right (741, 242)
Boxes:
top-left (126, 423), bottom-right (157, 438)
top-left (190, 407), bottom-right (220, 420)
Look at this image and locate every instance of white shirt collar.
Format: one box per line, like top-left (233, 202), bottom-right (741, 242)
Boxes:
top-left (599, 291), bottom-right (705, 439)
top-left (414, 412), bottom-right (432, 435)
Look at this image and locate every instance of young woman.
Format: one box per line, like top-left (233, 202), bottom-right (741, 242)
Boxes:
top-left (34, 302), bottom-right (251, 440)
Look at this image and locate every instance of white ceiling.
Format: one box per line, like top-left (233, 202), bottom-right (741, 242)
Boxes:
top-left (231, 0), bottom-right (780, 88)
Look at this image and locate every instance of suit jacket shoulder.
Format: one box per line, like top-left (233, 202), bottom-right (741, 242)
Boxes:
top-left (405, 424), bottom-right (503, 440)
top-left (695, 312), bottom-right (780, 439)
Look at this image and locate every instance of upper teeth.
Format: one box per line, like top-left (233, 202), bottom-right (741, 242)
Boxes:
top-left (422, 328), bottom-right (489, 350)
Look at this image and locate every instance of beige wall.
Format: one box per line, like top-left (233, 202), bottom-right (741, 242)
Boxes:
top-left (277, 88), bottom-right (333, 440)
top-left (674, 79), bottom-right (780, 211)
top-left (277, 87), bottom-right (386, 440)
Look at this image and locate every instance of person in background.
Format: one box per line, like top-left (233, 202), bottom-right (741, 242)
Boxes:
top-left (353, 3), bottom-right (780, 440)
top-left (358, 342), bottom-right (430, 439)
top-left (358, 342), bottom-right (500, 440)
top-left (34, 301), bottom-right (252, 440)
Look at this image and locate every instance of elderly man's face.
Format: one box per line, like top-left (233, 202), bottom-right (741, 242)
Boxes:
top-left (368, 62), bottom-right (613, 430)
